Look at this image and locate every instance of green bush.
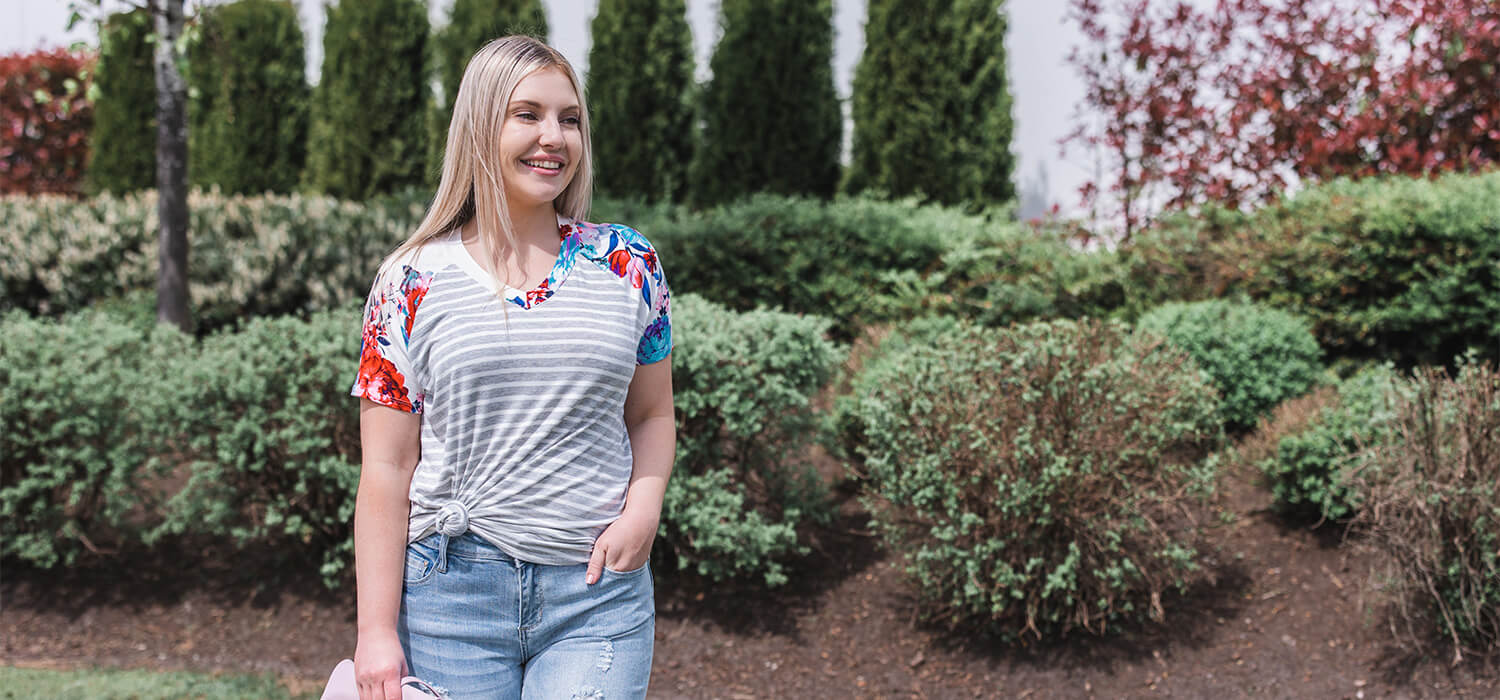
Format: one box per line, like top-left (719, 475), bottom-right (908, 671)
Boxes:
top-left (1355, 358), bottom-right (1500, 657)
top-left (151, 307), bottom-right (362, 584)
top-left (187, 0), bottom-right (309, 195)
top-left (842, 318), bottom-right (1223, 638)
top-left (0, 311), bottom-right (187, 567)
top-left (1262, 364), bottom-right (1407, 522)
top-left (647, 194), bottom-right (953, 339)
top-left (663, 294), bottom-right (842, 586)
top-left (0, 189), bottom-right (424, 328)
top-left (1120, 172), bottom-right (1500, 368)
top-left (1136, 299), bottom-right (1322, 431)
top-left (86, 9), bottom-right (155, 195)
top-left (1, 190), bottom-right (1120, 339)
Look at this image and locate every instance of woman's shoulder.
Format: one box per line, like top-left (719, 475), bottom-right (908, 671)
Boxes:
top-left (565, 217), bottom-right (668, 300)
top-left (565, 217), bottom-right (658, 253)
top-left (373, 231), bottom-right (465, 284)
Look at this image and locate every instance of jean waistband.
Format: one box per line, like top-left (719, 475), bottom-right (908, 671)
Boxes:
top-left (417, 531), bottom-right (517, 572)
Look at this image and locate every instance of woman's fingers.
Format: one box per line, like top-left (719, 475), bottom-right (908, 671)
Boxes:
top-left (586, 539), bottom-right (608, 584)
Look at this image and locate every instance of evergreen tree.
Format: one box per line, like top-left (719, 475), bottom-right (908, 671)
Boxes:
top-left (86, 9), bottom-right (156, 195)
top-left (188, 0), bottom-right (308, 194)
top-left (304, 0), bottom-right (429, 200)
top-left (845, 0), bottom-right (1016, 209)
top-left (429, 0), bottom-right (548, 185)
top-left (587, 0), bottom-right (695, 202)
top-left (689, 0), bottom-right (841, 206)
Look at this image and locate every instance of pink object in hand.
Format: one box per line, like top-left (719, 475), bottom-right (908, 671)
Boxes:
top-left (319, 658), bottom-right (443, 700)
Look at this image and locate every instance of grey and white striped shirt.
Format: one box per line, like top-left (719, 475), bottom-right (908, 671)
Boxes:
top-left (350, 215), bottom-right (672, 565)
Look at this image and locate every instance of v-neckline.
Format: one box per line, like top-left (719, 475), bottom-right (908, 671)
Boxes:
top-left (452, 214), bottom-right (578, 309)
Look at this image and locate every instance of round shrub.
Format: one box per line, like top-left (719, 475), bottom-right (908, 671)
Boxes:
top-left (1262, 364), bottom-right (1407, 522)
top-left (151, 307), bottom-right (363, 584)
top-left (1137, 299), bottom-right (1322, 431)
top-left (0, 311), bottom-right (188, 567)
top-left (665, 294), bottom-right (843, 587)
top-left (1355, 358), bottom-right (1500, 658)
top-left (844, 318), bottom-right (1223, 639)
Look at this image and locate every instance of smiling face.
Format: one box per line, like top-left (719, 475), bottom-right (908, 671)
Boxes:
top-left (499, 67), bottom-right (583, 211)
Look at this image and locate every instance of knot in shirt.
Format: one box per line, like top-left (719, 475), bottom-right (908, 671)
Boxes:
top-left (435, 501), bottom-right (470, 537)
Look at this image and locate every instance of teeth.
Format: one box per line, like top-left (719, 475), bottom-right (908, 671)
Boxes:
top-left (523, 160), bottom-right (561, 170)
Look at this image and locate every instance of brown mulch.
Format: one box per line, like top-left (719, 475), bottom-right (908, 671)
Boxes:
top-left (4, 454), bottom-right (1499, 699)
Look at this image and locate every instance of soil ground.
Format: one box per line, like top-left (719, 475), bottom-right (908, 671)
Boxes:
top-left (4, 450), bottom-right (1499, 699)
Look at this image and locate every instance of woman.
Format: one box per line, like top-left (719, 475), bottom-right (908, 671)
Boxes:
top-left (349, 35), bottom-right (674, 700)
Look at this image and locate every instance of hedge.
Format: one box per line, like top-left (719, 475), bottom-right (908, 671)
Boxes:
top-left (1121, 171), bottom-right (1500, 368)
top-left (0, 190), bottom-right (1121, 341)
top-left (0, 311), bottom-right (188, 567)
top-left (2, 294), bottom-right (840, 589)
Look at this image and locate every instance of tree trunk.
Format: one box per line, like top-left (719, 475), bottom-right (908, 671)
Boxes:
top-left (153, 0), bottom-right (191, 330)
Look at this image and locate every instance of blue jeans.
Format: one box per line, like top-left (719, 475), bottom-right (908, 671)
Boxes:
top-left (397, 532), bottom-right (654, 699)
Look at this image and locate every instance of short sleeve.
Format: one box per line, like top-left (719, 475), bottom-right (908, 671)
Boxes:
top-left (350, 263), bottom-right (433, 413)
top-left (636, 241), bottom-right (672, 365)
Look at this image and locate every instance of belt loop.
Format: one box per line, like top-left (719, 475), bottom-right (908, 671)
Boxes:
top-left (435, 533), bottom-right (451, 574)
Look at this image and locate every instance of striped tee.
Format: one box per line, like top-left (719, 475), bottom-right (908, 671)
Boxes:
top-left (350, 214), bottom-right (672, 565)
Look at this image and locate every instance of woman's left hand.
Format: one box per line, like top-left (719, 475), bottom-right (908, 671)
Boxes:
top-left (586, 510), bottom-right (658, 584)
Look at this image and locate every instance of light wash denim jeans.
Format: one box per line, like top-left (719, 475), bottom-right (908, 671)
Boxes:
top-left (396, 532), bottom-right (654, 699)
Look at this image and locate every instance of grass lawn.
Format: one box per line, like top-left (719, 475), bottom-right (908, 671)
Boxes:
top-left (0, 666), bottom-right (317, 699)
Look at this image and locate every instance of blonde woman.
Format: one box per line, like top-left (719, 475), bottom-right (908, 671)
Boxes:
top-left (348, 36), bottom-right (674, 700)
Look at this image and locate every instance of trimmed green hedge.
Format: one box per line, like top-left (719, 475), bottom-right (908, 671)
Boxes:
top-left (0, 311), bottom-right (188, 567)
top-left (1136, 299), bottom-right (1323, 431)
top-left (1, 294), bottom-right (840, 589)
top-left (1121, 171), bottom-right (1500, 368)
top-left (0, 189), bottom-right (423, 329)
top-left (0, 191), bottom-right (1120, 341)
top-left (664, 294), bottom-right (842, 586)
top-left (839, 318), bottom-right (1223, 639)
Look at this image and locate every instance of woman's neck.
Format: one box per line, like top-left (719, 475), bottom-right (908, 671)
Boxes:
top-left (506, 200), bottom-right (560, 249)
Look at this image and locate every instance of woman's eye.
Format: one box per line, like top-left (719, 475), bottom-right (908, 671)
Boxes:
top-left (516, 112), bottom-right (537, 121)
top-left (563, 116), bottom-right (580, 125)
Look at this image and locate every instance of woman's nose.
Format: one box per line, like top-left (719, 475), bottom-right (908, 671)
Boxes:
top-left (538, 118), bottom-right (563, 147)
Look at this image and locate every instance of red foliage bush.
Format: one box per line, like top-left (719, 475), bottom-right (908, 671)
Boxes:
top-left (1, 48), bottom-right (96, 196)
top-left (1068, 0), bottom-right (1500, 238)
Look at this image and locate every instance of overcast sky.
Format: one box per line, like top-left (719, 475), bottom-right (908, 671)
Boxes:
top-left (3, 0), bottom-right (1094, 217)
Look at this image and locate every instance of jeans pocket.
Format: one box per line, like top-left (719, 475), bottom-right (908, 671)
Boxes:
top-left (403, 541), bottom-right (439, 587)
top-left (602, 559), bottom-right (649, 577)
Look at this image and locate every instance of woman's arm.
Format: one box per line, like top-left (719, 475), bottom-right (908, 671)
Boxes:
top-left (353, 399), bottom-right (421, 700)
top-left (586, 355), bottom-right (676, 584)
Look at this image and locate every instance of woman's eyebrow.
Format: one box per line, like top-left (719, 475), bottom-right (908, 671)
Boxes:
top-left (510, 99), bottom-right (581, 112)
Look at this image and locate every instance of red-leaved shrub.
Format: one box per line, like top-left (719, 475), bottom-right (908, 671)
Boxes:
top-left (1, 48), bottom-right (95, 195)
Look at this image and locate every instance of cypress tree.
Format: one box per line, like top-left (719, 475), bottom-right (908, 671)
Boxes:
top-left (304, 0), bottom-right (429, 200)
top-left (690, 0), bottom-right (841, 206)
top-left (428, 0), bottom-right (548, 184)
top-left (188, 0), bottom-right (308, 194)
top-left (586, 0), bottom-right (695, 202)
top-left (87, 9), bottom-right (156, 195)
top-left (846, 0), bottom-right (1016, 209)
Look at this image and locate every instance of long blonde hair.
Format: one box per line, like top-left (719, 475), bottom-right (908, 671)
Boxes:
top-left (384, 35), bottom-right (592, 287)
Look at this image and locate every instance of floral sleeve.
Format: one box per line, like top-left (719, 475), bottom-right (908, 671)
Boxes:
top-left (635, 244), bottom-right (672, 365)
top-left (350, 264), bottom-right (432, 413)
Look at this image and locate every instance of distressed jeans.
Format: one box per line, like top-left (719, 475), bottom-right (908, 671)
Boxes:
top-left (397, 532), bottom-right (655, 699)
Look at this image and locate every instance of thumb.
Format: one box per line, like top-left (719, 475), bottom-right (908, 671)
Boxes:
top-left (586, 541), bottom-right (607, 585)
